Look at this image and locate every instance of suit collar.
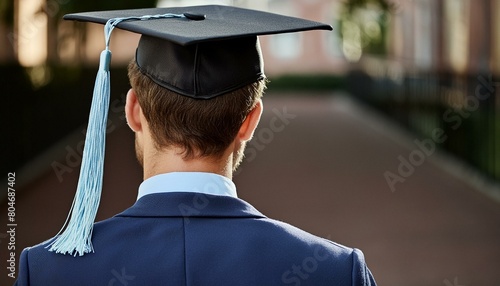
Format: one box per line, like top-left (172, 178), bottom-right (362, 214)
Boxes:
top-left (117, 192), bottom-right (266, 218)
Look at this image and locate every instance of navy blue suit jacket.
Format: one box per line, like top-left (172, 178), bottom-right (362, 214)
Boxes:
top-left (15, 192), bottom-right (376, 285)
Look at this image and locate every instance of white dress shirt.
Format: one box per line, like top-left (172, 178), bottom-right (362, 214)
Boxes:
top-left (137, 172), bottom-right (237, 201)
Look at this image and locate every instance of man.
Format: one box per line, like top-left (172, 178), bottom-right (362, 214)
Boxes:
top-left (15, 5), bottom-right (376, 285)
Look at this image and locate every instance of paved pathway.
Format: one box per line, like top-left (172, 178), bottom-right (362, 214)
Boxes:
top-left (2, 94), bottom-right (499, 285)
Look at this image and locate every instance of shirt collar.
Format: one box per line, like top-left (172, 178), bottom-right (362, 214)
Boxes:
top-left (137, 172), bottom-right (237, 201)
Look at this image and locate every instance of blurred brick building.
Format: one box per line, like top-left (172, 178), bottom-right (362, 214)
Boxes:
top-left (3, 0), bottom-right (500, 76)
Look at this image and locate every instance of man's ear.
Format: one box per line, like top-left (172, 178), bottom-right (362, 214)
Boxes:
top-left (125, 89), bottom-right (143, 132)
top-left (238, 99), bottom-right (263, 141)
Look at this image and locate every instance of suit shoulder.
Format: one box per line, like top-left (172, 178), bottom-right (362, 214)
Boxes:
top-left (255, 217), bottom-right (357, 257)
top-left (254, 218), bottom-right (377, 285)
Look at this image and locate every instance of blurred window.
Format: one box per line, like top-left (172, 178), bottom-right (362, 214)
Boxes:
top-left (414, 0), bottom-right (433, 69)
top-left (269, 34), bottom-right (302, 59)
top-left (267, 0), bottom-right (302, 59)
top-left (444, 0), bottom-right (470, 73)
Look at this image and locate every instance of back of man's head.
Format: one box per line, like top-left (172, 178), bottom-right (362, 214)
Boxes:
top-left (128, 59), bottom-right (266, 160)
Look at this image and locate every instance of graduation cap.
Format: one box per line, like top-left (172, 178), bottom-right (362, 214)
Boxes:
top-left (48, 5), bottom-right (332, 256)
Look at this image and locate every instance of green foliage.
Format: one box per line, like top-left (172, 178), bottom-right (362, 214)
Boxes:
top-left (338, 0), bottom-right (395, 61)
top-left (343, 0), bottom-right (395, 13)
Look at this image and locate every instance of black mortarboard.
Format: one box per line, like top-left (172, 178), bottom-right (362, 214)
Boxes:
top-left (49, 5), bottom-right (332, 256)
top-left (64, 5), bottom-right (332, 98)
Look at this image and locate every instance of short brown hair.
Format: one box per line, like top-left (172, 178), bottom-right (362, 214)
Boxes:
top-left (128, 60), bottom-right (266, 159)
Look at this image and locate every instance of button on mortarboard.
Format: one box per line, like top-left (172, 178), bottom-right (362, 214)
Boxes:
top-left (183, 12), bottom-right (205, 21)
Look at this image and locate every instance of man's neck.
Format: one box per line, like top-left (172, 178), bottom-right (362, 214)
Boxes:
top-left (142, 147), bottom-right (233, 181)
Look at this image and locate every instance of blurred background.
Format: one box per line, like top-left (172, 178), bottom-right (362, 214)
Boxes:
top-left (2, 0), bottom-right (500, 285)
